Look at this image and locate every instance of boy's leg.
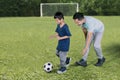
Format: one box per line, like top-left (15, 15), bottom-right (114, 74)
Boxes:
top-left (66, 57), bottom-right (71, 67)
top-left (56, 50), bottom-right (60, 57)
top-left (57, 51), bottom-right (67, 74)
top-left (56, 50), bottom-right (71, 66)
top-left (94, 32), bottom-right (105, 66)
top-left (59, 51), bottom-right (67, 67)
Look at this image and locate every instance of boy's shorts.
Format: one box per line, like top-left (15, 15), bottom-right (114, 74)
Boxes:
top-left (56, 50), bottom-right (68, 57)
top-left (56, 50), bottom-right (68, 67)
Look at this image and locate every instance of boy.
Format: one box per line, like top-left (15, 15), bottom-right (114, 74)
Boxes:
top-left (50, 12), bottom-right (72, 74)
top-left (73, 12), bottom-right (105, 67)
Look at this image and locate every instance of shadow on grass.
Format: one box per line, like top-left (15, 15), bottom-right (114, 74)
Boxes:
top-left (104, 43), bottom-right (120, 56)
top-left (103, 43), bottom-right (120, 63)
top-left (69, 43), bottom-right (120, 67)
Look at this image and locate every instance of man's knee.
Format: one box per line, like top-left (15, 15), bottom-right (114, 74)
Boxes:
top-left (94, 44), bottom-right (101, 50)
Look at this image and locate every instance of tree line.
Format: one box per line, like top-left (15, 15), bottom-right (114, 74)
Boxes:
top-left (0, 0), bottom-right (119, 17)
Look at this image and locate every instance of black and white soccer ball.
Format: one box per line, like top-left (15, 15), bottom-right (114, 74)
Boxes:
top-left (43, 62), bottom-right (53, 72)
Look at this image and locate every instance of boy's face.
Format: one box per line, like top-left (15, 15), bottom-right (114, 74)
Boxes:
top-left (74, 19), bottom-right (84, 26)
top-left (55, 18), bottom-right (62, 24)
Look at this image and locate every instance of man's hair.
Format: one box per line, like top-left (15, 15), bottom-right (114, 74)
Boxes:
top-left (73, 12), bottom-right (84, 20)
top-left (54, 12), bottom-right (64, 20)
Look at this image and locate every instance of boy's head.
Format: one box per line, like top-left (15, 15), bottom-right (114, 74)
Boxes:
top-left (73, 12), bottom-right (85, 26)
top-left (54, 12), bottom-right (64, 24)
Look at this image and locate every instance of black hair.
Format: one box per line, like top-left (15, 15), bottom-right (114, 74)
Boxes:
top-left (73, 12), bottom-right (84, 20)
top-left (54, 12), bottom-right (64, 20)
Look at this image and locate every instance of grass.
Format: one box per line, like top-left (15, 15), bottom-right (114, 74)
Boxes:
top-left (0, 16), bottom-right (120, 80)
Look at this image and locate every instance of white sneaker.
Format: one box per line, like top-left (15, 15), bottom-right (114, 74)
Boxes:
top-left (57, 67), bottom-right (66, 74)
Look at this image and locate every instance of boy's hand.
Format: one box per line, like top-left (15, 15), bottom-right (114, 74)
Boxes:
top-left (49, 33), bottom-right (59, 39)
top-left (49, 35), bottom-right (61, 40)
top-left (49, 35), bottom-right (56, 39)
top-left (56, 36), bottom-right (61, 40)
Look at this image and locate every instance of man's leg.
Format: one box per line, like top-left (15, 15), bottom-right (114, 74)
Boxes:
top-left (76, 33), bottom-right (94, 67)
top-left (94, 32), bottom-right (104, 59)
top-left (94, 32), bottom-right (105, 66)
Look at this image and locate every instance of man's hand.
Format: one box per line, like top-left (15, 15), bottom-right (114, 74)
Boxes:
top-left (81, 48), bottom-right (87, 56)
top-left (81, 32), bottom-right (93, 56)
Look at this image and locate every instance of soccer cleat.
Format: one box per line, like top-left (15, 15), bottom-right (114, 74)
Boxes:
top-left (94, 57), bottom-right (105, 66)
top-left (75, 59), bottom-right (87, 67)
top-left (57, 67), bottom-right (66, 74)
top-left (66, 57), bottom-right (71, 67)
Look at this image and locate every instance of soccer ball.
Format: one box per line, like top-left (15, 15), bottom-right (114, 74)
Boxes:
top-left (43, 62), bottom-right (53, 72)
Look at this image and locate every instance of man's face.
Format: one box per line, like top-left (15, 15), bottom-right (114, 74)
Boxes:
top-left (74, 19), bottom-right (83, 26)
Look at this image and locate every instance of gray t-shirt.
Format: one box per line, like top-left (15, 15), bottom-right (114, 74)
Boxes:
top-left (82, 16), bottom-right (104, 32)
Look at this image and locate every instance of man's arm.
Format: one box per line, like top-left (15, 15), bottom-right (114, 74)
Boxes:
top-left (82, 28), bottom-right (87, 40)
top-left (82, 32), bottom-right (93, 55)
top-left (85, 32), bottom-right (93, 49)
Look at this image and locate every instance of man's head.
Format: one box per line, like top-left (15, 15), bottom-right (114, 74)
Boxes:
top-left (73, 12), bottom-right (85, 26)
top-left (54, 12), bottom-right (64, 24)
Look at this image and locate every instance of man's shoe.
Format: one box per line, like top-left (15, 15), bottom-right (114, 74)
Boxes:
top-left (95, 57), bottom-right (105, 66)
top-left (76, 59), bottom-right (87, 67)
top-left (57, 67), bottom-right (66, 74)
top-left (66, 57), bottom-right (71, 67)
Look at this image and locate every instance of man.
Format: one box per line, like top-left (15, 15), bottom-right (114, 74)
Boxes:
top-left (73, 12), bottom-right (105, 67)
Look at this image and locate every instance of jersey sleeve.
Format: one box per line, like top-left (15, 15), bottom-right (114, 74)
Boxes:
top-left (87, 23), bottom-right (95, 32)
top-left (55, 25), bottom-right (59, 33)
top-left (65, 25), bottom-right (72, 36)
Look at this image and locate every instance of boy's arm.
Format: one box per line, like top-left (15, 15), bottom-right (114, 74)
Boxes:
top-left (50, 33), bottom-right (58, 39)
top-left (57, 36), bottom-right (70, 40)
top-left (57, 26), bottom-right (71, 40)
top-left (82, 28), bottom-right (87, 40)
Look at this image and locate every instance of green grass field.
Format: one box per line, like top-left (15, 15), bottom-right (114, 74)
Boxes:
top-left (0, 16), bottom-right (120, 80)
